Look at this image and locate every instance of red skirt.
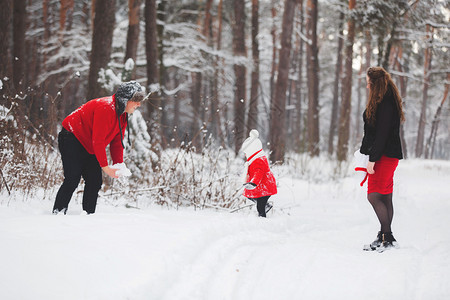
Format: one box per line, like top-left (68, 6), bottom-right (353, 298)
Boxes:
top-left (367, 156), bottom-right (399, 195)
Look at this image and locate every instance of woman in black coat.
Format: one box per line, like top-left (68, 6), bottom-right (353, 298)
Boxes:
top-left (360, 67), bottom-right (405, 252)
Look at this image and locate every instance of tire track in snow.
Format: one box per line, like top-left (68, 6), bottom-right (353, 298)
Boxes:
top-left (160, 216), bottom-right (297, 300)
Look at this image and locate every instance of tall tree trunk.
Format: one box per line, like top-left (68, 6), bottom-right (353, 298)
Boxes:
top-left (144, 0), bottom-right (162, 167)
top-left (425, 72), bottom-right (449, 159)
top-left (204, 0), bottom-right (216, 141)
top-left (90, 0), bottom-right (97, 31)
top-left (145, 0), bottom-right (159, 119)
top-left (337, 0), bottom-right (356, 162)
top-left (212, 0), bottom-right (225, 146)
top-left (81, 1), bottom-right (90, 33)
top-left (203, 0), bottom-right (213, 39)
top-left (415, 24), bottom-right (433, 158)
top-left (305, 0), bottom-right (320, 156)
top-left (66, 0), bottom-right (75, 31)
top-left (43, 1), bottom-right (50, 37)
top-left (124, 0), bottom-right (142, 79)
top-left (327, 9), bottom-right (344, 155)
top-left (395, 44), bottom-right (409, 158)
top-left (286, 4), bottom-right (303, 150)
top-left (173, 73), bottom-right (180, 145)
top-left (232, 0), bottom-right (247, 154)
top-left (86, 0), bottom-right (115, 100)
top-left (294, 0), bottom-right (304, 152)
top-left (270, 0), bottom-right (277, 107)
top-left (59, 0), bottom-right (74, 33)
top-left (382, 1), bottom-right (416, 71)
top-left (0, 0), bottom-right (13, 95)
top-left (354, 47), bottom-right (364, 143)
top-left (189, 1), bottom-right (213, 151)
top-left (12, 0), bottom-right (27, 94)
top-left (364, 29), bottom-right (371, 101)
top-left (247, 0), bottom-right (260, 134)
top-left (381, 22), bottom-right (398, 71)
top-left (190, 71), bottom-right (202, 149)
top-left (43, 0), bottom-right (51, 65)
top-left (376, 35), bottom-right (384, 67)
top-left (269, 0), bottom-right (297, 162)
top-left (191, 6), bottom-right (204, 150)
top-left (157, 0), bottom-right (168, 146)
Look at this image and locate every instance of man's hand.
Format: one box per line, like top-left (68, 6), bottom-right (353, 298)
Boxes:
top-left (102, 166), bottom-right (119, 178)
top-left (367, 161), bottom-right (375, 175)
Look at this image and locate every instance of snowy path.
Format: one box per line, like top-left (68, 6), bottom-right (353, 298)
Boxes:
top-left (1, 159), bottom-right (449, 300)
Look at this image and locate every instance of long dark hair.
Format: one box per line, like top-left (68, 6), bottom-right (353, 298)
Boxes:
top-left (365, 67), bottom-right (405, 125)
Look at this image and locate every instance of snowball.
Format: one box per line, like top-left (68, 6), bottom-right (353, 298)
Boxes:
top-left (111, 163), bottom-right (132, 177)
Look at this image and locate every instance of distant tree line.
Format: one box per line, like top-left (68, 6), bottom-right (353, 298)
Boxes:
top-left (1, 0), bottom-right (449, 164)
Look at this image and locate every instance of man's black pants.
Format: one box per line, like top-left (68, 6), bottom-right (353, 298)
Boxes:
top-left (53, 129), bottom-right (102, 214)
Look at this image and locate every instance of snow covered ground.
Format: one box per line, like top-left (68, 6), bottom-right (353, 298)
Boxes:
top-left (1, 159), bottom-right (449, 300)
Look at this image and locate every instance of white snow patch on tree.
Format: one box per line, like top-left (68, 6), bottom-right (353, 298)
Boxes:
top-left (125, 110), bottom-right (155, 180)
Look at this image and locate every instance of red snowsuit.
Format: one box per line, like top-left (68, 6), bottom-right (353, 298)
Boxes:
top-left (243, 155), bottom-right (277, 199)
top-left (62, 95), bottom-right (127, 167)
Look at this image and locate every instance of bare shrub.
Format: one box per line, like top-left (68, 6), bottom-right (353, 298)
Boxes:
top-left (1, 121), bottom-right (61, 203)
top-left (102, 140), bottom-right (246, 211)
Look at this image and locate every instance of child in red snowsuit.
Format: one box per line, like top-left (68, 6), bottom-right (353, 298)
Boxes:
top-left (241, 130), bottom-right (277, 217)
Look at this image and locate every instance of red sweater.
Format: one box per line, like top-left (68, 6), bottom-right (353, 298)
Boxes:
top-left (62, 95), bottom-right (127, 167)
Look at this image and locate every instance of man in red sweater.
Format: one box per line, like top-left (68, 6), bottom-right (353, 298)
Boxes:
top-left (52, 81), bottom-right (145, 215)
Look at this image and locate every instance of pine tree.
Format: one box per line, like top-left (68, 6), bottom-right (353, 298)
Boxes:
top-left (126, 110), bottom-right (157, 181)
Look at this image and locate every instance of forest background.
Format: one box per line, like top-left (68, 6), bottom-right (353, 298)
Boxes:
top-left (0, 0), bottom-right (449, 209)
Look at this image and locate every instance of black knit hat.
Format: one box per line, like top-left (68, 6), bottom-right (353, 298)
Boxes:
top-left (114, 81), bottom-right (143, 115)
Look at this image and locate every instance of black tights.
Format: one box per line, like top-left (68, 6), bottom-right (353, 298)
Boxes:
top-left (367, 192), bottom-right (393, 233)
top-left (249, 196), bottom-right (270, 217)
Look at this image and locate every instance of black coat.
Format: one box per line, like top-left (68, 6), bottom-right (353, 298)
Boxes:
top-left (360, 86), bottom-right (403, 162)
